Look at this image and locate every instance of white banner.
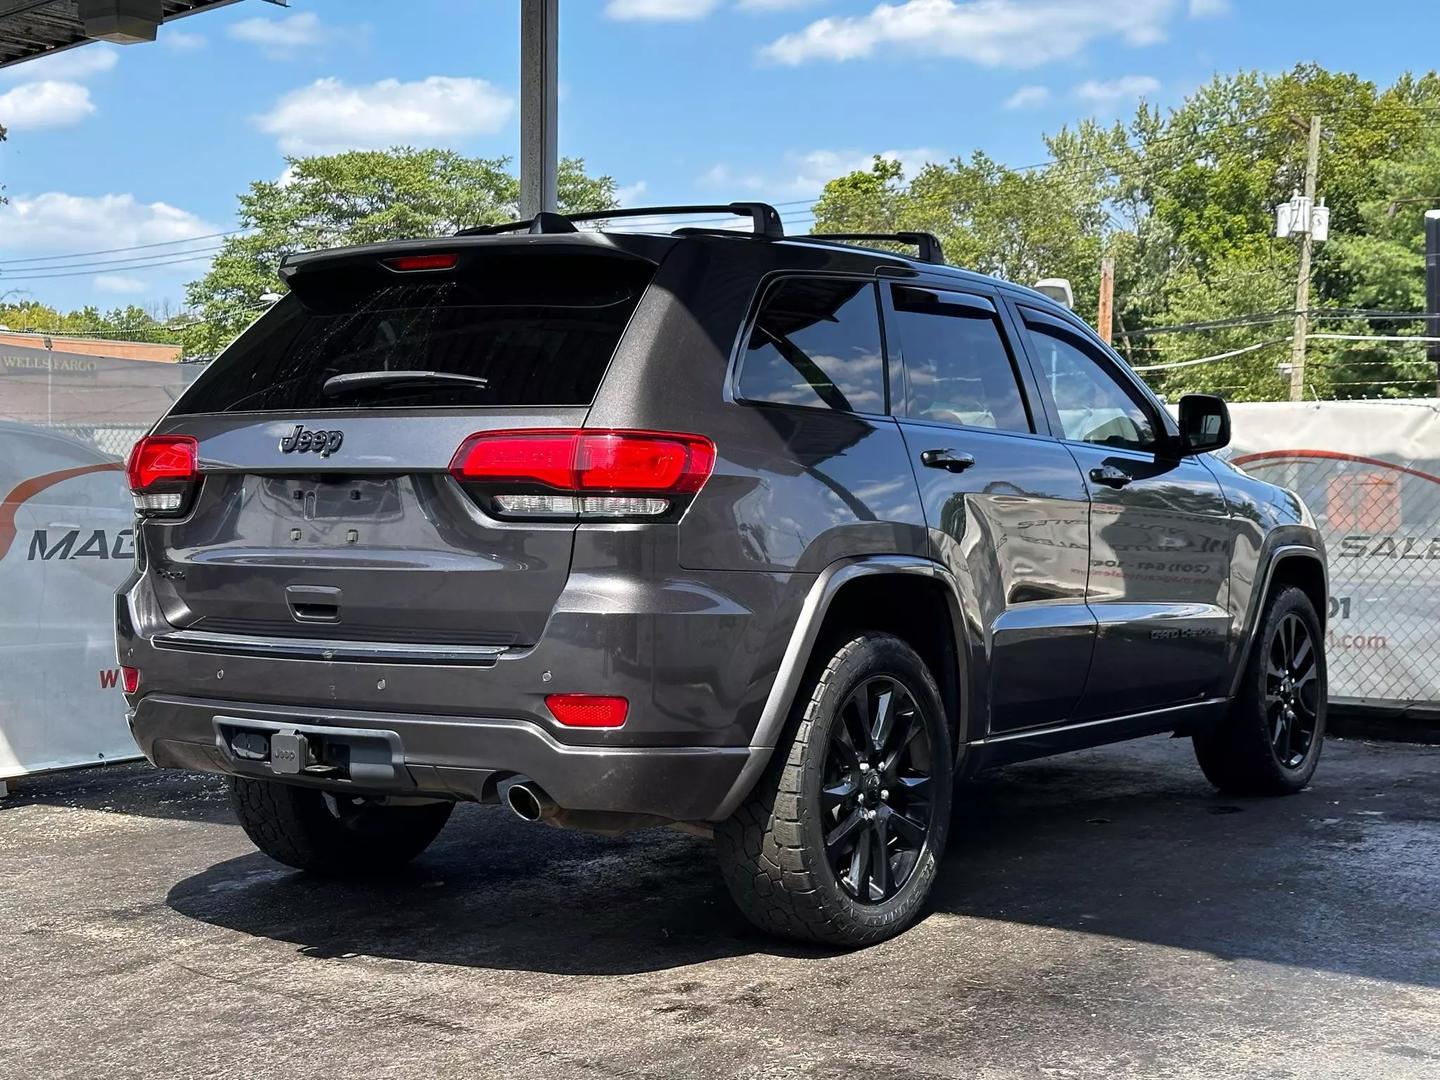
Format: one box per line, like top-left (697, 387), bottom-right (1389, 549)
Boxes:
top-left (1223, 399), bottom-right (1440, 706)
top-left (0, 346), bottom-right (203, 778)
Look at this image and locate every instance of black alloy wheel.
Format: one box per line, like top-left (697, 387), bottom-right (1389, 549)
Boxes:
top-left (1192, 585), bottom-right (1327, 796)
top-left (820, 675), bottom-right (936, 904)
top-left (1267, 611), bottom-right (1320, 769)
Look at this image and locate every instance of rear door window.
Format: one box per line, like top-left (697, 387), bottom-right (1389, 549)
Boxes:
top-left (174, 251), bottom-right (655, 413)
top-left (737, 276), bottom-right (886, 415)
top-left (890, 285), bottom-right (1031, 433)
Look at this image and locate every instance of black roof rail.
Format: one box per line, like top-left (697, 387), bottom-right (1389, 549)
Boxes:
top-left (456, 202), bottom-right (784, 239)
top-left (807, 231), bottom-right (945, 265)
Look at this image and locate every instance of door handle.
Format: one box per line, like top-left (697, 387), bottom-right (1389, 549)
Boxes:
top-left (1090, 464), bottom-right (1133, 489)
top-left (921, 449), bottom-right (976, 473)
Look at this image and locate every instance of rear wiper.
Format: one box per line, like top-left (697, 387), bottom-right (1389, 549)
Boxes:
top-left (321, 370), bottom-right (489, 397)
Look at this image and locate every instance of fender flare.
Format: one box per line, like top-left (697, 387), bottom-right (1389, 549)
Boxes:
top-left (1227, 542), bottom-right (1327, 697)
top-left (710, 555), bottom-right (970, 821)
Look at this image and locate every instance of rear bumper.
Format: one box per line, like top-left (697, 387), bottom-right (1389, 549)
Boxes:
top-left (116, 557), bottom-right (808, 821)
top-left (131, 693), bottom-right (752, 821)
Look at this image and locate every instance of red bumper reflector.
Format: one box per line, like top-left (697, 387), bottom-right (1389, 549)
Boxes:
top-left (383, 253), bottom-right (458, 272)
top-left (545, 694), bottom-right (628, 728)
top-left (120, 666), bottom-right (140, 693)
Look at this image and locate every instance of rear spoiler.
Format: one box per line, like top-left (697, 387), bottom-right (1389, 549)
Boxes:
top-left (455, 202), bottom-right (785, 239)
top-left (276, 235), bottom-right (659, 285)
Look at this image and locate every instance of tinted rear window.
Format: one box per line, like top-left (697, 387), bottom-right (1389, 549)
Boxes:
top-left (174, 251), bottom-right (654, 413)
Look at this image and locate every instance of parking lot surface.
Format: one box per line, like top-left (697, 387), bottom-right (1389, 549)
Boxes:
top-left (2, 735), bottom-right (1437, 1079)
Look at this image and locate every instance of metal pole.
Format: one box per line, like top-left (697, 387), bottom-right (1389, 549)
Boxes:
top-left (1426, 209), bottom-right (1440, 397)
top-left (1097, 257), bottom-right (1115, 345)
top-left (519, 0), bottom-right (558, 218)
top-left (1289, 115), bottom-right (1322, 402)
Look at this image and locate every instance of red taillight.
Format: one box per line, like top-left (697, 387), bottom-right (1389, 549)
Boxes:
top-left (575, 433), bottom-right (715, 493)
top-left (450, 429), bottom-right (715, 494)
top-left (120, 666), bottom-right (140, 693)
top-left (452, 430), bottom-right (578, 489)
top-left (126, 435), bottom-right (198, 491)
top-left (546, 694), bottom-right (628, 728)
top-left (383, 253), bottom-right (458, 272)
top-left (126, 435), bottom-right (199, 515)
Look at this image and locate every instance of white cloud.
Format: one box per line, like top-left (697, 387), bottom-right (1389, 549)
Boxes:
top-left (701, 147), bottom-right (938, 198)
top-left (0, 193), bottom-right (221, 265)
top-left (699, 162), bottom-right (768, 192)
top-left (93, 274), bottom-right (148, 295)
top-left (162, 29), bottom-right (207, 50)
top-left (737, 0), bottom-right (821, 10)
top-left (1004, 85), bottom-right (1050, 109)
top-left (759, 0), bottom-right (1178, 68)
top-left (0, 45), bottom-right (117, 83)
top-left (1188, 0), bottom-right (1229, 15)
top-left (605, 0), bottom-right (720, 18)
top-left (227, 12), bottom-right (327, 57)
top-left (254, 76), bottom-right (515, 154)
top-left (615, 180), bottom-right (649, 206)
top-left (1073, 74), bottom-right (1161, 103)
top-left (0, 81), bottom-right (95, 131)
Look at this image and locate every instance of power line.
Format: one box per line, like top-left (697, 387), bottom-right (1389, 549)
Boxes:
top-left (0, 252), bottom-right (220, 282)
top-left (0, 245), bottom-right (226, 276)
top-left (1127, 309), bottom-right (1427, 337)
top-left (0, 229), bottom-right (247, 266)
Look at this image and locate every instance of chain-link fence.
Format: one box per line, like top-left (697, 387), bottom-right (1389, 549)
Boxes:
top-left (1226, 400), bottom-right (1440, 707)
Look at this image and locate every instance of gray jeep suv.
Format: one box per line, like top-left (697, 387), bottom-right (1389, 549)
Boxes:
top-left (117, 203), bottom-right (1327, 947)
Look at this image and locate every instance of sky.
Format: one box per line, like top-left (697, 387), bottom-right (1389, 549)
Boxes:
top-left (1, 0), bottom-right (1437, 315)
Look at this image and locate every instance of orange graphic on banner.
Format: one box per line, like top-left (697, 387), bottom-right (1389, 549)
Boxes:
top-left (1326, 471), bottom-right (1401, 532)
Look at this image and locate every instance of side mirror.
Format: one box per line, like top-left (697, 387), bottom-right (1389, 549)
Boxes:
top-left (1177, 393), bottom-right (1230, 454)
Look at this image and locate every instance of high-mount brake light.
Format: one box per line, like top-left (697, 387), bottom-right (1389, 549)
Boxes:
top-left (449, 429), bottom-right (716, 520)
top-left (383, 253), bottom-right (458, 272)
top-left (125, 435), bottom-right (199, 516)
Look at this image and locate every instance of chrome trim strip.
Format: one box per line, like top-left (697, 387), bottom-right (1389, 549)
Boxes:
top-left (152, 629), bottom-right (506, 665)
top-left (967, 697), bottom-right (1227, 746)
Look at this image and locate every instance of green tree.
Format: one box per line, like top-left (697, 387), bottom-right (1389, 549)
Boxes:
top-left (182, 148), bottom-right (617, 357)
top-left (813, 150), bottom-right (1107, 314)
top-left (0, 298), bottom-right (181, 347)
top-left (810, 64), bottom-right (1440, 401)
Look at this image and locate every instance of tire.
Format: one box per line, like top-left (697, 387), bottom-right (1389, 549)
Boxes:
top-left (1194, 585), bottom-right (1327, 795)
top-left (715, 632), bottom-right (953, 947)
top-left (229, 777), bottom-right (453, 874)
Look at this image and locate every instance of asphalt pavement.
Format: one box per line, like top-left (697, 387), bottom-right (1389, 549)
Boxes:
top-left (2, 735), bottom-right (1437, 1079)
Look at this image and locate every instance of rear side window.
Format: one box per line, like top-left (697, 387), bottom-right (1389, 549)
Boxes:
top-left (174, 252), bottom-right (654, 413)
top-left (737, 277), bottom-right (886, 415)
top-left (891, 286), bottom-right (1030, 433)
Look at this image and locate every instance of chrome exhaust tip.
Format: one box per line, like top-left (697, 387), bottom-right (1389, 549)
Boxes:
top-left (505, 780), bottom-right (555, 823)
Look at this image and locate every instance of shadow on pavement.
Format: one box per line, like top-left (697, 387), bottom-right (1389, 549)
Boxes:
top-left (166, 805), bottom-right (832, 975)
top-left (163, 737), bottom-right (1439, 983)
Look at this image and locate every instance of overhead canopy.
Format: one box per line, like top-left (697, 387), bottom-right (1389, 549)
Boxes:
top-left (0, 0), bottom-right (251, 68)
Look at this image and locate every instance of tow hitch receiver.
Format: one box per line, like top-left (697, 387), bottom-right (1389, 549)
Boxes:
top-left (215, 716), bottom-right (405, 787)
top-left (269, 730), bottom-right (307, 775)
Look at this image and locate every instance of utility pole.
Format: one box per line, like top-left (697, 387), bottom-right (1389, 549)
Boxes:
top-left (1426, 209), bottom-right (1440, 397)
top-left (519, 0), bottom-right (559, 218)
top-left (1097, 257), bottom-right (1115, 345)
top-left (1289, 114), bottom-right (1322, 401)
